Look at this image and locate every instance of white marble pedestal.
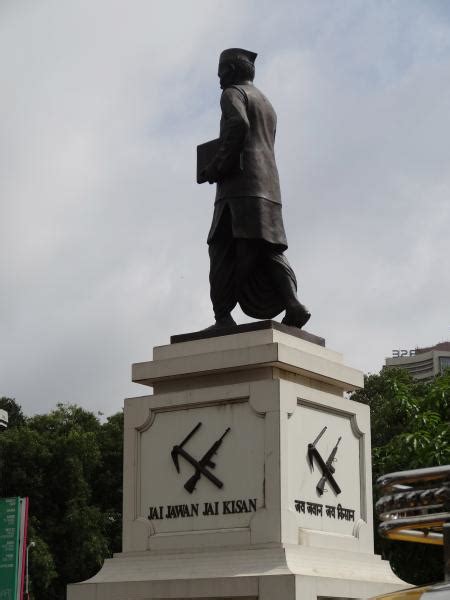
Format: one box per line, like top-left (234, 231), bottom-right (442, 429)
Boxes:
top-left (67, 322), bottom-right (405, 600)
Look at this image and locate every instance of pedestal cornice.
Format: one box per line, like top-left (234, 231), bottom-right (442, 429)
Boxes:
top-left (132, 324), bottom-right (363, 392)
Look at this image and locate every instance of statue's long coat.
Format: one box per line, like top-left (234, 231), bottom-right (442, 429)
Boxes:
top-left (207, 83), bottom-right (288, 250)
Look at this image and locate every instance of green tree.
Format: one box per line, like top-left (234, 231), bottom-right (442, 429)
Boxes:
top-left (93, 411), bottom-right (123, 553)
top-left (352, 368), bottom-right (450, 585)
top-left (26, 524), bottom-right (57, 597)
top-left (0, 401), bottom-right (123, 600)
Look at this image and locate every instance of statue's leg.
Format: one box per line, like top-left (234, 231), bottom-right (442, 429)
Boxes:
top-left (235, 239), bottom-right (262, 291)
top-left (208, 226), bottom-right (237, 326)
top-left (266, 247), bottom-right (311, 329)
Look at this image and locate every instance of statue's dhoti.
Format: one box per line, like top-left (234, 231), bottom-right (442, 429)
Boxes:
top-left (208, 199), bottom-right (298, 320)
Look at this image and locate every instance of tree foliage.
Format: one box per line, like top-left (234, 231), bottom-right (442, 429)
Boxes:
top-left (0, 402), bottom-right (123, 600)
top-left (352, 367), bottom-right (450, 585)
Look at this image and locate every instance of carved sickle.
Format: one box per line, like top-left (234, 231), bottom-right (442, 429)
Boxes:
top-left (308, 426), bottom-right (327, 469)
top-left (171, 422), bottom-right (202, 472)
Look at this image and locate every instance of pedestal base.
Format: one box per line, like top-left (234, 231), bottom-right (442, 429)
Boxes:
top-left (67, 543), bottom-right (405, 600)
top-left (68, 323), bottom-right (407, 600)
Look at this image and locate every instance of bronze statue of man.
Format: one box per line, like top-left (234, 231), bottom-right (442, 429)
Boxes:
top-left (200, 48), bottom-right (310, 330)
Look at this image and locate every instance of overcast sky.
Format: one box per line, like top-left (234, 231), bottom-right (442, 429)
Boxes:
top-left (1, 0), bottom-right (449, 417)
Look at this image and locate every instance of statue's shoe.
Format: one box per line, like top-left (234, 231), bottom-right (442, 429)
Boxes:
top-left (203, 315), bottom-right (237, 331)
top-left (281, 304), bottom-right (311, 329)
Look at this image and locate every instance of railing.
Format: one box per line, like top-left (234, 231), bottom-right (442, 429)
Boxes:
top-left (376, 465), bottom-right (450, 581)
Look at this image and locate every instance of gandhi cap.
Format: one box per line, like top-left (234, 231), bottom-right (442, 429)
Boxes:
top-left (219, 48), bottom-right (257, 65)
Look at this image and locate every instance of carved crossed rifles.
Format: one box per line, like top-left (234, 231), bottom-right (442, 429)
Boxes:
top-left (307, 426), bottom-right (342, 496)
top-left (171, 422), bottom-right (230, 494)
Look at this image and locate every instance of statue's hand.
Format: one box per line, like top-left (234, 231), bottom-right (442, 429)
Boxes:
top-left (199, 168), bottom-right (212, 184)
top-left (203, 162), bottom-right (219, 184)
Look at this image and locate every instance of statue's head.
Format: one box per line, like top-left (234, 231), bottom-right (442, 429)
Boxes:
top-left (218, 48), bottom-right (257, 89)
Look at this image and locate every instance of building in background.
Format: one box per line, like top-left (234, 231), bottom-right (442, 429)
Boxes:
top-left (385, 341), bottom-right (450, 380)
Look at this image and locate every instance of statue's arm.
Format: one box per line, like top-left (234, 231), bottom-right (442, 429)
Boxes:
top-left (206, 87), bottom-right (249, 182)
